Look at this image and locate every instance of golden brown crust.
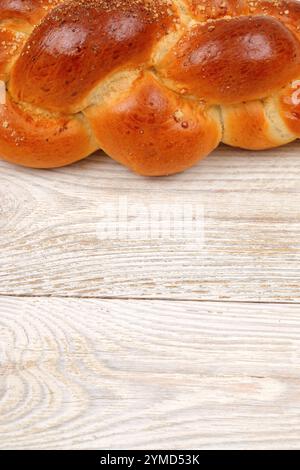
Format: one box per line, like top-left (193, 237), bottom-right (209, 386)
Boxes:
top-left (183, 0), bottom-right (247, 20)
top-left (0, 0), bottom-right (64, 24)
top-left (84, 73), bottom-right (221, 176)
top-left (222, 100), bottom-right (287, 149)
top-left (279, 79), bottom-right (300, 134)
top-left (10, 0), bottom-right (177, 113)
top-left (158, 15), bottom-right (300, 105)
top-left (1, 0), bottom-right (300, 175)
top-left (0, 92), bottom-right (97, 167)
top-left (0, 25), bottom-right (26, 81)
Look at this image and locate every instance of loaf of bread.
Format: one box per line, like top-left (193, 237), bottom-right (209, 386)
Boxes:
top-left (1, 0), bottom-right (300, 175)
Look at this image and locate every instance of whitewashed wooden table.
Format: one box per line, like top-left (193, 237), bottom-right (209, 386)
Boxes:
top-left (0, 143), bottom-right (300, 449)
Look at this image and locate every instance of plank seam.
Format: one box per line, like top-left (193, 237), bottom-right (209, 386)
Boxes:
top-left (0, 293), bottom-right (300, 305)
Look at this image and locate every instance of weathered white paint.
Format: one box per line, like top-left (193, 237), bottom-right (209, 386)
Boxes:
top-left (1, 144), bottom-right (300, 301)
top-left (1, 297), bottom-right (300, 450)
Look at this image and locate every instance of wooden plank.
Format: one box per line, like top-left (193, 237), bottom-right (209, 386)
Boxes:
top-left (1, 143), bottom-right (300, 301)
top-left (0, 296), bottom-right (300, 449)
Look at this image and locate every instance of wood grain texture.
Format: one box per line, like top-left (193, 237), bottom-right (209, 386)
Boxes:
top-left (1, 143), bottom-right (300, 302)
top-left (1, 296), bottom-right (300, 450)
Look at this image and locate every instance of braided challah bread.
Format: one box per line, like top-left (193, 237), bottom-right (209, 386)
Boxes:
top-left (1, 0), bottom-right (300, 175)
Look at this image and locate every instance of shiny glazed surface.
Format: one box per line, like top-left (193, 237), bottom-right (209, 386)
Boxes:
top-left (1, 0), bottom-right (300, 175)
